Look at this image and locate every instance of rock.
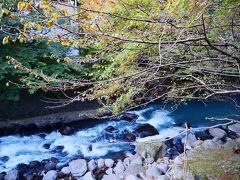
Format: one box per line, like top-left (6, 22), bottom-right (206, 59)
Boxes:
top-left (104, 126), bottom-right (119, 133)
top-left (146, 166), bottom-right (162, 178)
top-left (97, 158), bottom-right (105, 169)
top-left (50, 157), bottom-right (59, 164)
top-left (105, 159), bottom-right (114, 168)
top-left (202, 139), bottom-right (222, 149)
top-left (191, 140), bottom-right (203, 148)
top-left (114, 161), bottom-right (125, 174)
top-left (123, 130), bottom-right (136, 142)
top-left (123, 158), bottom-right (130, 167)
top-left (157, 163), bottom-right (169, 174)
top-left (0, 172), bottom-right (6, 180)
top-left (43, 144), bottom-right (51, 149)
top-left (59, 126), bottom-right (74, 135)
top-left (158, 175), bottom-right (170, 180)
top-left (82, 172), bottom-right (95, 180)
top-left (144, 157), bottom-right (154, 164)
top-left (227, 130), bottom-right (238, 139)
top-left (168, 164), bottom-right (194, 180)
top-left (131, 156), bottom-right (143, 165)
top-left (133, 124), bottom-right (159, 138)
top-left (106, 168), bottom-right (113, 175)
top-left (228, 123), bottom-right (240, 133)
top-left (0, 156), bottom-right (9, 162)
top-left (54, 145), bottom-right (64, 152)
top-left (165, 147), bottom-right (180, 159)
top-left (181, 133), bottom-right (197, 147)
top-left (69, 159), bottom-right (87, 177)
top-left (17, 163), bottom-right (28, 177)
top-left (125, 174), bottom-right (140, 180)
top-left (88, 160), bottom-right (97, 171)
top-left (121, 113), bottom-right (139, 121)
top-left (102, 174), bottom-right (120, 180)
top-left (61, 166), bottom-right (70, 174)
top-left (209, 128), bottom-right (227, 139)
top-left (135, 140), bottom-right (166, 160)
top-left (173, 155), bottom-right (184, 165)
top-left (125, 152), bottom-right (134, 157)
top-left (195, 130), bottom-right (213, 140)
top-left (4, 170), bottom-right (18, 180)
top-left (123, 164), bottom-right (146, 177)
top-left (212, 137), bottom-right (222, 143)
top-left (42, 170), bottom-right (57, 180)
top-left (44, 162), bottom-right (56, 171)
top-left (174, 139), bottom-right (184, 153)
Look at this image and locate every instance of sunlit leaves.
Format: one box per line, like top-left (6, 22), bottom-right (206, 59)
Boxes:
top-left (2, 36), bottom-right (10, 45)
top-left (17, 2), bottom-right (26, 11)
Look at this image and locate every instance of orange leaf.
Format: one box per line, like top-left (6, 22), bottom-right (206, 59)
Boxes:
top-left (17, 2), bottom-right (26, 11)
top-left (3, 36), bottom-right (10, 45)
top-left (36, 3), bottom-right (41, 9)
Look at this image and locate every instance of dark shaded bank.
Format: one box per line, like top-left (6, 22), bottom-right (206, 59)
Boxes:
top-left (0, 91), bottom-right (101, 121)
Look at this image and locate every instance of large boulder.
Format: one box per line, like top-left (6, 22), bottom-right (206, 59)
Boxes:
top-left (228, 123), bottom-right (240, 134)
top-left (114, 161), bottom-right (125, 175)
top-left (135, 140), bottom-right (166, 159)
top-left (88, 160), bottom-right (97, 172)
top-left (133, 124), bottom-right (159, 138)
top-left (208, 128), bottom-right (227, 139)
top-left (42, 170), bottom-right (57, 180)
top-left (82, 172), bottom-right (96, 180)
top-left (69, 159), bottom-right (87, 177)
top-left (105, 159), bottom-right (114, 168)
top-left (102, 174), bottom-right (120, 180)
top-left (202, 139), bottom-right (222, 149)
top-left (123, 130), bottom-right (136, 142)
top-left (181, 133), bottom-right (197, 148)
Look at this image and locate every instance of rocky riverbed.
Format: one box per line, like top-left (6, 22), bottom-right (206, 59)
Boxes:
top-left (1, 122), bottom-right (239, 180)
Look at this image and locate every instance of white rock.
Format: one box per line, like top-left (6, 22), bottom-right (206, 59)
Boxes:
top-left (228, 123), bottom-right (240, 133)
top-left (97, 158), bottom-right (105, 169)
top-left (42, 170), bottom-right (57, 180)
top-left (125, 174), bottom-right (140, 180)
top-left (202, 139), bottom-right (222, 149)
top-left (105, 159), bottom-right (114, 168)
top-left (88, 160), bottom-right (97, 171)
top-left (173, 155), bottom-right (184, 165)
top-left (106, 168), bottom-right (113, 175)
top-left (82, 172), bottom-right (95, 180)
top-left (123, 158), bottom-right (130, 167)
top-left (157, 163), bottom-right (169, 174)
top-left (146, 166), bottom-right (162, 178)
top-left (144, 157), bottom-right (154, 164)
top-left (131, 156), bottom-right (143, 165)
top-left (61, 166), bottom-right (70, 174)
top-left (158, 175), bottom-right (170, 180)
top-left (114, 161), bottom-right (125, 174)
top-left (123, 164), bottom-right (146, 177)
top-left (69, 159), bottom-right (87, 177)
top-left (191, 140), bottom-right (203, 148)
top-left (209, 128), bottom-right (226, 139)
top-left (102, 174), bottom-right (120, 180)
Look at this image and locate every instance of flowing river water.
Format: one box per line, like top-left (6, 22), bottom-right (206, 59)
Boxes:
top-left (0, 100), bottom-right (239, 172)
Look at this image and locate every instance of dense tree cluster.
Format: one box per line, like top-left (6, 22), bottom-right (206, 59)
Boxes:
top-left (0, 0), bottom-right (239, 114)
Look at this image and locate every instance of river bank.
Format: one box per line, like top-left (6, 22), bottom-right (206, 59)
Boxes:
top-left (1, 122), bottom-right (240, 180)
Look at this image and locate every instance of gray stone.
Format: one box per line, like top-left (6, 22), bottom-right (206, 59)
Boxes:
top-left (173, 155), bottom-right (184, 165)
top-left (144, 157), bottom-right (154, 164)
top-left (157, 163), bottom-right (169, 174)
top-left (191, 140), bottom-right (203, 148)
top-left (69, 159), bottom-right (87, 177)
top-left (106, 168), bottom-right (113, 175)
top-left (4, 170), bottom-right (18, 180)
top-left (125, 174), bottom-right (140, 180)
top-left (146, 166), bottom-right (162, 178)
top-left (97, 158), bottom-right (104, 169)
top-left (158, 175), bottom-right (170, 180)
top-left (105, 159), bottom-right (114, 168)
top-left (42, 170), bottom-right (57, 180)
top-left (61, 166), bottom-right (70, 174)
top-left (135, 140), bottom-right (166, 159)
top-left (168, 164), bottom-right (194, 180)
top-left (102, 174), bottom-right (120, 180)
top-left (202, 139), bottom-right (222, 149)
top-left (123, 164), bottom-right (146, 177)
top-left (123, 158), bottom-right (130, 167)
top-left (88, 160), bottom-right (97, 171)
top-left (228, 123), bottom-right (240, 133)
top-left (114, 161), bottom-right (125, 174)
top-left (44, 162), bottom-right (56, 171)
top-left (82, 172), bottom-right (95, 180)
top-left (209, 128), bottom-right (226, 139)
top-left (181, 133), bottom-right (197, 147)
top-left (131, 156), bottom-right (143, 165)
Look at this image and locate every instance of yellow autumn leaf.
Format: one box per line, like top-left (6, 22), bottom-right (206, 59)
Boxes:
top-left (20, 18), bottom-right (24, 23)
top-left (61, 39), bottom-right (70, 46)
top-left (45, 20), bottom-right (54, 27)
top-left (51, 13), bottom-right (58, 19)
top-left (35, 24), bottom-right (42, 31)
top-left (47, 40), bottom-right (52, 45)
top-left (17, 2), bottom-right (26, 11)
top-left (64, 57), bottom-right (73, 63)
top-left (61, 8), bottom-right (68, 16)
top-left (2, 36), bottom-right (10, 45)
